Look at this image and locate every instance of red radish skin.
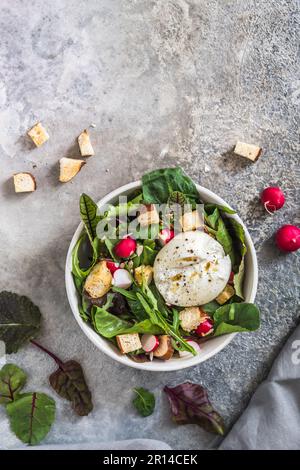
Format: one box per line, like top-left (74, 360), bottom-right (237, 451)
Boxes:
top-left (114, 237), bottom-right (137, 258)
top-left (141, 334), bottom-right (159, 353)
top-left (261, 187), bottom-right (285, 214)
top-left (275, 225), bottom-right (300, 252)
top-left (112, 268), bottom-right (132, 289)
top-left (196, 318), bottom-right (214, 337)
top-left (106, 260), bottom-right (119, 274)
top-left (228, 271), bottom-right (234, 284)
top-left (159, 228), bottom-right (175, 244)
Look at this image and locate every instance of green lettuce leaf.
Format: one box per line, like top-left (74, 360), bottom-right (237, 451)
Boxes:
top-left (142, 167), bottom-right (200, 204)
top-left (213, 302), bottom-right (260, 336)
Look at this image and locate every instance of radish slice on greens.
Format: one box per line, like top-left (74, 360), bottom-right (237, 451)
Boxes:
top-left (113, 268), bottom-right (132, 289)
top-left (179, 340), bottom-right (201, 358)
top-left (141, 334), bottom-right (160, 353)
top-left (106, 260), bottom-right (119, 274)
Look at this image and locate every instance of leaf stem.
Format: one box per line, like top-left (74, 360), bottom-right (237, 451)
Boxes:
top-left (30, 340), bottom-right (64, 368)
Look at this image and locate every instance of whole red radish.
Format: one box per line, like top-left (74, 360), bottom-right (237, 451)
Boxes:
top-left (159, 228), bottom-right (174, 244)
top-left (275, 225), bottom-right (300, 252)
top-left (106, 260), bottom-right (119, 274)
top-left (261, 187), bottom-right (285, 213)
top-left (114, 237), bottom-right (137, 258)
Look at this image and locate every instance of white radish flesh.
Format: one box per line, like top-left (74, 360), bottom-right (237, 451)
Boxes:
top-left (179, 340), bottom-right (201, 358)
top-left (141, 334), bottom-right (159, 353)
top-left (113, 269), bottom-right (132, 289)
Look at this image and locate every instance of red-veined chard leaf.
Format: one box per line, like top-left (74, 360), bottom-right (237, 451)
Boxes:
top-left (164, 382), bottom-right (225, 435)
top-left (0, 364), bottom-right (27, 404)
top-left (31, 341), bottom-right (93, 417)
top-left (6, 392), bottom-right (56, 445)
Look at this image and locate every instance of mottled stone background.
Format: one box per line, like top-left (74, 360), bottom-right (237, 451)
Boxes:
top-left (0, 0), bottom-right (299, 449)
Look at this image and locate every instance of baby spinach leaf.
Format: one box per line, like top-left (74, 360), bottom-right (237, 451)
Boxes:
top-left (6, 392), bottom-right (56, 445)
top-left (215, 215), bottom-right (235, 265)
top-left (93, 307), bottom-right (131, 338)
top-left (0, 292), bottom-right (41, 354)
top-left (142, 167), bottom-right (200, 204)
top-left (72, 235), bottom-right (93, 283)
top-left (204, 208), bottom-right (235, 265)
top-left (233, 257), bottom-right (245, 299)
top-left (164, 382), bottom-right (225, 435)
top-left (133, 387), bottom-right (155, 417)
top-left (140, 239), bottom-right (158, 266)
top-left (0, 364), bottom-right (27, 404)
top-left (213, 302), bottom-right (260, 336)
top-left (201, 300), bottom-right (220, 315)
top-left (93, 306), bottom-right (162, 338)
top-left (204, 203), bottom-right (236, 215)
top-left (80, 193), bottom-right (101, 242)
top-left (226, 217), bottom-right (247, 273)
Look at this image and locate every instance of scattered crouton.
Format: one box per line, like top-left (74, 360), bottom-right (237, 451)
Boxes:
top-left (84, 260), bottom-right (112, 298)
top-left (234, 141), bottom-right (262, 162)
top-left (180, 210), bottom-right (203, 232)
top-left (27, 122), bottom-right (49, 147)
top-left (116, 333), bottom-right (142, 354)
top-left (78, 129), bottom-right (95, 157)
top-left (153, 335), bottom-right (174, 360)
top-left (179, 307), bottom-right (204, 332)
top-left (134, 265), bottom-right (153, 286)
top-left (138, 204), bottom-right (160, 227)
top-left (59, 157), bottom-right (86, 183)
top-left (216, 284), bottom-right (235, 305)
top-left (13, 173), bottom-right (36, 193)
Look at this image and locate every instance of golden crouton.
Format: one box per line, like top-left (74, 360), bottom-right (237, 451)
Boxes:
top-left (78, 129), bottom-right (95, 157)
top-left (134, 265), bottom-right (153, 286)
top-left (59, 157), bottom-right (86, 183)
top-left (13, 173), bottom-right (36, 193)
top-left (84, 261), bottom-right (112, 298)
top-left (234, 141), bottom-right (262, 162)
top-left (116, 333), bottom-right (142, 354)
top-left (180, 210), bottom-right (203, 232)
top-left (27, 122), bottom-right (49, 147)
top-left (216, 284), bottom-right (235, 305)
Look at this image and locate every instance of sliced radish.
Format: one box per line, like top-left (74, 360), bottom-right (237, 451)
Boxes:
top-left (159, 228), bottom-right (175, 245)
top-left (113, 268), bottom-right (132, 289)
top-left (141, 334), bottom-right (160, 353)
top-left (179, 340), bottom-right (201, 358)
top-left (106, 260), bottom-right (119, 274)
top-left (114, 237), bottom-right (137, 258)
top-left (196, 318), bottom-right (214, 337)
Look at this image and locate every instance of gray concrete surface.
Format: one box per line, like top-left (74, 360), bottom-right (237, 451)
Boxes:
top-left (0, 0), bottom-right (299, 449)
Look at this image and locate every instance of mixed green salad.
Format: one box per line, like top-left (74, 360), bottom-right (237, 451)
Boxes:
top-left (72, 167), bottom-right (260, 362)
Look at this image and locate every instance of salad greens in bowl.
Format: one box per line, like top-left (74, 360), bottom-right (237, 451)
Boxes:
top-left (65, 167), bottom-right (259, 371)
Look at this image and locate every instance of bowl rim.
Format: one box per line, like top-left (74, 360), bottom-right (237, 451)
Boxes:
top-left (65, 180), bottom-right (258, 371)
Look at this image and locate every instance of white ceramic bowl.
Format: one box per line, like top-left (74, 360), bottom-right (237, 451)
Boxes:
top-left (65, 181), bottom-right (258, 371)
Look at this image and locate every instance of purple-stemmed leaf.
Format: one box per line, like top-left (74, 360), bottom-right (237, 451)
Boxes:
top-left (164, 382), bottom-right (225, 435)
